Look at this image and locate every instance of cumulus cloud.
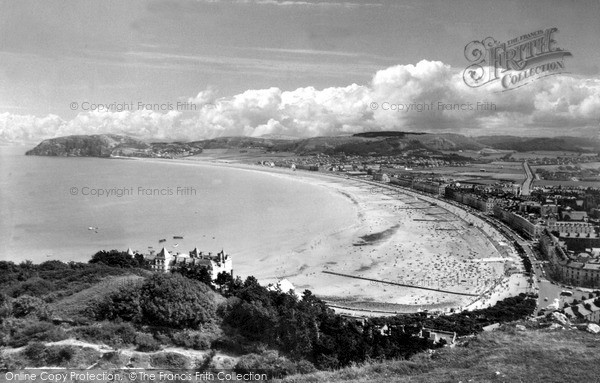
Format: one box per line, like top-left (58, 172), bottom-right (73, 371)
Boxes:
top-left (2, 60), bottom-right (599, 143)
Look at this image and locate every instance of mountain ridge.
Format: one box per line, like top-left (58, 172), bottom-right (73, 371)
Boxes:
top-left (25, 132), bottom-right (600, 158)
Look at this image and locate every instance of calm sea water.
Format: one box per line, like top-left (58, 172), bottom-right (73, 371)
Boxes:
top-left (0, 146), bottom-right (356, 278)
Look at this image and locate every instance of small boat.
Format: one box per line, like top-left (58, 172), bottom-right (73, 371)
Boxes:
top-left (173, 243), bottom-right (179, 248)
top-left (544, 297), bottom-right (548, 301)
top-left (173, 236), bottom-right (184, 239)
top-left (159, 239), bottom-right (166, 243)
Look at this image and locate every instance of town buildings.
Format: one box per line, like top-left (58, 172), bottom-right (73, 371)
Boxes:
top-left (539, 230), bottom-right (600, 288)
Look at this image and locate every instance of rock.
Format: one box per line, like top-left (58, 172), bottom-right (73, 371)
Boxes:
top-left (515, 324), bottom-right (527, 331)
top-left (552, 312), bottom-right (570, 326)
top-left (586, 323), bottom-right (600, 334)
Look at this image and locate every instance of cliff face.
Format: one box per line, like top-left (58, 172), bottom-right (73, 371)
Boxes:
top-left (25, 134), bottom-right (150, 157)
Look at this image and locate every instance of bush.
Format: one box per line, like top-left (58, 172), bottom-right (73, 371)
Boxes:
top-left (74, 322), bottom-right (137, 348)
top-left (0, 294), bottom-right (12, 321)
top-left (170, 330), bottom-right (212, 350)
top-left (10, 278), bottom-right (56, 298)
top-left (7, 320), bottom-right (68, 347)
top-left (22, 343), bottom-right (75, 367)
top-left (89, 250), bottom-right (141, 268)
top-left (23, 342), bottom-right (47, 365)
top-left (45, 346), bottom-right (76, 366)
top-left (95, 282), bottom-right (143, 322)
top-left (150, 352), bottom-right (190, 369)
top-left (139, 274), bottom-right (217, 329)
top-left (235, 351), bottom-right (298, 377)
top-left (134, 333), bottom-right (161, 352)
top-left (12, 295), bottom-right (47, 318)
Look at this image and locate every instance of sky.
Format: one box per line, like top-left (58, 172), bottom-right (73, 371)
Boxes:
top-left (1, 0), bottom-right (599, 143)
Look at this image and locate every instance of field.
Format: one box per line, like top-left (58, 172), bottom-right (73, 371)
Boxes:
top-left (409, 162), bottom-right (525, 184)
top-left (532, 162), bottom-right (600, 171)
top-left (533, 180), bottom-right (600, 188)
top-left (510, 151), bottom-right (588, 159)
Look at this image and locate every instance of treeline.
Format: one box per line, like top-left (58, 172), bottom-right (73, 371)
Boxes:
top-left (370, 294), bottom-right (537, 336)
top-left (96, 273), bottom-right (436, 369)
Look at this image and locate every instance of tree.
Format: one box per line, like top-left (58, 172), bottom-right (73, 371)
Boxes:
top-left (174, 264), bottom-right (213, 287)
top-left (139, 273), bottom-right (217, 329)
top-left (97, 282), bottom-right (143, 322)
top-left (89, 250), bottom-right (138, 268)
top-left (215, 271), bottom-right (233, 292)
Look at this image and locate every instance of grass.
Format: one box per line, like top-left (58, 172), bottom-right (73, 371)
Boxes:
top-left (49, 274), bottom-right (145, 321)
top-left (278, 325), bottom-right (600, 383)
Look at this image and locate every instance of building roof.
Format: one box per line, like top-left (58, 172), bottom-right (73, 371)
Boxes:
top-left (157, 247), bottom-right (170, 258)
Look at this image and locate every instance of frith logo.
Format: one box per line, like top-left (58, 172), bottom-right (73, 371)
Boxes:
top-left (463, 28), bottom-right (572, 90)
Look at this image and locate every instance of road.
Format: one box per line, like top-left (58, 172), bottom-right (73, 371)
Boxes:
top-left (521, 161), bottom-right (534, 196)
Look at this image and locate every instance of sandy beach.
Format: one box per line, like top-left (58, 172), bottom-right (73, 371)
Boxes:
top-left (163, 156), bottom-right (529, 314)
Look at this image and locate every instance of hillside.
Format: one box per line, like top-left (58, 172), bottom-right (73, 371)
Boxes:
top-left (1, 255), bottom-right (599, 382)
top-left (25, 132), bottom-right (600, 159)
top-left (280, 324), bottom-right (600, 383)
top-left (476, 135), bottom-right (600, 152)
top-left (25, 134), bottom-right (150, 157)
top-left (25, 134), bottom-right (203, 158)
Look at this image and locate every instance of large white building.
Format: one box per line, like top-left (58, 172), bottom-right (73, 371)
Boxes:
top-left (144, 247), bottom-right (232, 280)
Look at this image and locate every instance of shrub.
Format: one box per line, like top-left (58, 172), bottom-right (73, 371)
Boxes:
top-left (10, 278), bottom-right (57, 298)
top-left (139, 274), bottom-right (217, 329)
top-left (0, 294), bottom-right (12, 321)
top-left (89, 250), bottom-right (141, 268)
top-left (22, 343), bottom-right (76, 367)
top-left (7, 320), bottom-right (68, 347)
top-left (45, 346), bottom-right (76, 366)
top-left (23, 342), bottom-right (47, 365)
top-left (12, 295), bottom-right (47, 318)
top-left (170, 330), bottom-right (212, 350)
top-left (134, 333), bottom-right (161, 352)
top-left (150, 352), bottom-right (189, 369)
top-left (94, 282), bottom-right (143, 322)
top-left (74, 322), bottom-right (137, 348)
top-left (235, 351), bottom-right (298, 377)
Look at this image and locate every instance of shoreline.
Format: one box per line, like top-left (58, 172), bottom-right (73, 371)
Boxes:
top-left (131, 155), bottom-right (529, 314)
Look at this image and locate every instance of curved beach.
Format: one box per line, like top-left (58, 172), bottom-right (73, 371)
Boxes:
top-left (173, 157), bottom-right (527, 314)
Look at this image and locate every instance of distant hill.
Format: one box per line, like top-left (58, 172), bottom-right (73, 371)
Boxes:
top-left (476, 135), bottom-right (600, 152)
top-left (26, 134), bottom-right (203, 158)
top-left (26, 132), bottom-right (600, 158)
top-left (25, 134), bottom-right (150, 157)
top-left (192, 133), bottom-right (486, 155)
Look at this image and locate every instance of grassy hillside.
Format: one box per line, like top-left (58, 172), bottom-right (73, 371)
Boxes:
top-left (279, 325), bottom-right (600, 383)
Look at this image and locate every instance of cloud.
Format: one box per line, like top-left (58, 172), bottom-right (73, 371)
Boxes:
top-left (2, 60), bottom-right (600, 143)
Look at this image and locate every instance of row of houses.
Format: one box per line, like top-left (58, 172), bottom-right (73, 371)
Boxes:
top-left (388, 176), bottom-right (446, 196)
top-left (564, 297), bottom-right (600, 323)
top-left (539, 230), bottom-right (600, 288)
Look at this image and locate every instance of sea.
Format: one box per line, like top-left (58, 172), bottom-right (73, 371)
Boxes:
top-left (0, 146), bottom-right (356, 279)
